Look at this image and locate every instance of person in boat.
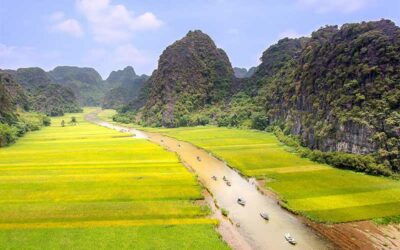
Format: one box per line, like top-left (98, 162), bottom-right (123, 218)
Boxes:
top-left (260, 212), bottom-right (269, 220)
top-left (196, 156), bottom-right (201, 161)
top-left (226, 181), bottom-right (231, 186)
top-left (212, 176), bottom-right (217, 181)
top-left (237, 198), bottom-right (246, 206)
top-left (284, 233), bottom-right (297, 245)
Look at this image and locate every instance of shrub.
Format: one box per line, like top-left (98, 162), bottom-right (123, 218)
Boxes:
top-left (113, 114), bottom-right (132, 124)
top-left (43, 117), bottom-right (51, 126)
top-left (221, 208), bottom-right (229, 217)
top-left (0, 123), bottom-right (18, 147)
top-left (251, 112), bottom-right (269, 130)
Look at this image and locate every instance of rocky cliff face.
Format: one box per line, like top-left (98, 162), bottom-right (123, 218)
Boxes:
top-left (0, 72), bottom-right (28, 123)
top-left (142, 30), bottom-right (234, 127)
top-left (106, 66), bottom-right (137, 88)
top-left (1, 68), bottom-right (81, 116)
top-left (103, 74), bottom-right (148, 109)
top-left (11, 67), bottom-right (52, 89)
top-left (49, 66), bottom-right (104, 105)
top-left (255, 19), bottom-right (400, 170)
top-left (233, 67), bottom-right (257, 78)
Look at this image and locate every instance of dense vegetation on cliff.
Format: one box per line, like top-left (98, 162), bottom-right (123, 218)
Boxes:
top-left (0, 72), bottom-right (50, 147)
top-left (253, 20), bottom-right (400, 172)
top-left (117, 20), bottom-right (399, 174)
top-left (102, 66), bottom-right (148, 109)
top-left (4, 68), bottom-right (82, 116)
top-left (49, 66), bottom-right (105, 106)
top-left (139, 30), bottom-right (235, 127)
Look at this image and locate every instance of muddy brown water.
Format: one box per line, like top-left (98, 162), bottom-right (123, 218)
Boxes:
top-left (88, 113), bottom-right (334, 250)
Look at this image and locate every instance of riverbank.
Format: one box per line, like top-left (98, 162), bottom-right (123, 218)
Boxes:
top-left (95, 109), bottom-right (400, 249)
top-left (89, 110), bottom-right (334, 250)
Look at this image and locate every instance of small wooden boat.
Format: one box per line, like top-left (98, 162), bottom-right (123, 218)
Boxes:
top-left (196, 156), bottom-right (201, 161)
top-left (178, 144), bottom-right (181, 147)
top-left (284, 233), bottom-right (297, 245)
top-left (223, 176), bottom-right (227, 181)
top-left (260, 212), bottom-right (269, 220)
top-left (212, 176), bottom-right (217, 181)
top-left (237, 198), bottom-right (246, 206)
top-left (226, 181), bottom-right (231, 186)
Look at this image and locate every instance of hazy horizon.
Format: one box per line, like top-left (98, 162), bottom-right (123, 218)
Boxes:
top-left (1, 0), bottom-right (399, 78)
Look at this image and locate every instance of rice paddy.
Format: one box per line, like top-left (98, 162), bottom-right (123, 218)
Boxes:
top-left (0, 109), bottom-right (229, 249)
top-left (143, 126), bottom-right (400, 223)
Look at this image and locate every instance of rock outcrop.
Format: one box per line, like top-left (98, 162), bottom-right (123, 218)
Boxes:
top-left (142, 30), bottom-right (235, 127)
top-left (254, 19), bottom-right (400, 170)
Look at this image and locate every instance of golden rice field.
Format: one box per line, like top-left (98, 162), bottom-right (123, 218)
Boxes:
top-left (0, 109), bottom-right (229, 249)
top-left (138, 125), bottom-right (400, 223)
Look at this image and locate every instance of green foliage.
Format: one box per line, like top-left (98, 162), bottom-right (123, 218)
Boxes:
top-left (221, 208), bottom-right (229, 217)
top-left (250, 20), bottom-right (400, 173)
top-left (138, 30), bottom-right (234, 127)
top-left (0, 123), bottom-right (18, 146)
top-left (29, 84), bottom-right (82, 116)
top-left (113, 112), bottom-right (135, 124)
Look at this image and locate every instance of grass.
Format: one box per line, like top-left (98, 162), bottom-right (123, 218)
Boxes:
top-left (0, 108), bottom-right (229, 249)
top-left (134, 125), bottom-right (400, 223)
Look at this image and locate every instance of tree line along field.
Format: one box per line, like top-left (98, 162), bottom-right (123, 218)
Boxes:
top-left (135, 125), bottom-right (400, 223)
top-left (0, 109), bottom-right (229, 249)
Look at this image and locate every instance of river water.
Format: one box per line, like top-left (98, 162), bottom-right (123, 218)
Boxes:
top-left (89, 113), bottom-right (334, 250)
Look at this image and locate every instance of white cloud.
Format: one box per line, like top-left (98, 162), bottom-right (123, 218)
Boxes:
top-left (296, 0), bottom-right (371, 13)
top-left (51, 19), bottom-right (84, 37)
top-left (76, 0), bottom-right (163, 44)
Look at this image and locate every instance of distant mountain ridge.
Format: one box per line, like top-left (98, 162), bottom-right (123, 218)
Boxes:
top-left (102, 66), bottom-right (149, 109)
top-left (233, 67), bottom-right (257, 78)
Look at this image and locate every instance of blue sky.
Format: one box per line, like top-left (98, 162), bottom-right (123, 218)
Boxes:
top-left (0, 0), bottom-right (399, 78)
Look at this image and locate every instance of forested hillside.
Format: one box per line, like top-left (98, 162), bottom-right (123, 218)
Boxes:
top-left (117, 20), bottom-right (400, 173)
top-left (0, 72), bottom-right (50, 147)
top-left (49, 66), bottom-right (105, 106)
top-left (102, 66), bottom-right (148, 109)
top-left (4, 68), bottom-right (82, 116)
top-left (253, 19), bottom-right (400, 172)
top-left (139, 30), bottom-right (235, 127)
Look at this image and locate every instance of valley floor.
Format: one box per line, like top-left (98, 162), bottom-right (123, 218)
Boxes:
top-left (139, 126), bottom-right (400, 223)
top-left (97, 109), bottom-right (400, 249)
top-left (0, 109), bottom-right (229, 249)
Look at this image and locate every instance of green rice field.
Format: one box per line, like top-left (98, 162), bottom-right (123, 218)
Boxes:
top-left (0, 109), bottom-right (229, 249)
top-left (139, 125), bottom-right (400, 223)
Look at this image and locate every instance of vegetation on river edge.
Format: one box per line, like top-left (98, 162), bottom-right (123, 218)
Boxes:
top-left (120, 122), bottom-right (400, 224)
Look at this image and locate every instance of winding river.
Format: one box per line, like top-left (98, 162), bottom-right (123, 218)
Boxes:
top-left (87, 112), bottom-right (334, 250)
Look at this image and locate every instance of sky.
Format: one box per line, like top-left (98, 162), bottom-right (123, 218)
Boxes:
top-left (0, 0), bottom-right (399, 78)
